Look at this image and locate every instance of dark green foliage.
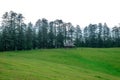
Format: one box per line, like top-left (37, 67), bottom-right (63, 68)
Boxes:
top-left (0, 11), bottom-right (120, 51)
top-left (74, 25), bottom-right (83, 47)
top-left (26, 22), bottom-right (33, 50)
top-left (48, 22), bottom-right (55, 48)
top-left (55, 20), bottom-right (64, 48)
top-left (112, 26), bottom-right (120, 47)
top-left (32, 27), bottom-right (37, 49)
top-left (1, 27), bottom-right (11, 51)
top-left (41, 18), bottom-right (48, 48)
top-left (35, 19), bottom-right (42, 49)
top-left (16, 14), bottom-right (26, 50)
top-left (97, 23), bottom-right (103, 47)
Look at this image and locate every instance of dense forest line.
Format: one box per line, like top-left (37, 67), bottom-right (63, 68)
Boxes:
top-left (0, 11), bottom-right (120, 51)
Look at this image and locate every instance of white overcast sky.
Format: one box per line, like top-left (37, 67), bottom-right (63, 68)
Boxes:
top-left (0, 0), bottom-right (120, 28)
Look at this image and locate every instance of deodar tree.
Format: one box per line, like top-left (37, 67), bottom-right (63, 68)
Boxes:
top-left (0, 11), bottom-right (120, 51)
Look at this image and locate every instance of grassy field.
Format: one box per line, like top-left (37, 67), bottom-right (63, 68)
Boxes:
top-left (0, 48), bottom-right (120, 80)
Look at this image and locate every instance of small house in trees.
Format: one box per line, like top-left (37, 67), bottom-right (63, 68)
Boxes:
top-left (64, 40), bottom-right (75, 48)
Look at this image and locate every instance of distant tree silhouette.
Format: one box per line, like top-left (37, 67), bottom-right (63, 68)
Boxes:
top-left (0, 11), bottom-right (120, 51)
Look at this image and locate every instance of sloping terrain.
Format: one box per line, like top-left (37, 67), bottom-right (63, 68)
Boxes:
top-left (0, 48), bottom-right (120, 80)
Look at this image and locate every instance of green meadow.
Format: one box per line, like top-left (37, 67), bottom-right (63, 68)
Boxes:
top-left (0, 48), bottom-right (120, 80)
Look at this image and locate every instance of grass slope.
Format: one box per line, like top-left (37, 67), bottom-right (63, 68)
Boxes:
top-left (0, 48), bottom-right (120, 80)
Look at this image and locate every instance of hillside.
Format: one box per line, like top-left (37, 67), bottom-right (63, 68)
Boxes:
top-left (0, 48), bottom-right (120, 80)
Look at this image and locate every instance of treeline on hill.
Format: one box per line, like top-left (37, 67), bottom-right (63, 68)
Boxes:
top-left (0, 11), bottom-right (120, 51)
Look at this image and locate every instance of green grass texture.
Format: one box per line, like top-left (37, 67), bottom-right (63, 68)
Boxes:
top-left (0, 48), bottom-right (120, 80)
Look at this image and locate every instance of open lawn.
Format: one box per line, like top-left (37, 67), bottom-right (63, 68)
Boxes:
top-left (0, 48), bottom-right (120, 80)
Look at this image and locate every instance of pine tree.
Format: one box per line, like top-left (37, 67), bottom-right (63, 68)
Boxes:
top-left (16, 14), bottom-right (26, 50)
top-left (97, 23), bottom-right (103, 47)
top-left (41, 18), bottom-right (48, 48)
top-left (35, 19), bottom-right (42, 49)
top-left (75, 25), bottom-right (82, 47)
top-left (48, 21), bottom-right (55, 48)
top-left (102, 23), bottom-right (110, 47)
top-left (1, 12), bottom-right (11, 51)
top-left (26, 22), bottom-right (33, 50)
top-left (32, 27), bottom-right (37, 49)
